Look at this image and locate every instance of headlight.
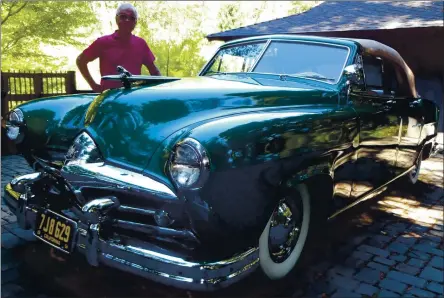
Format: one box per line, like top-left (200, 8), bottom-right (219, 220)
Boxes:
top-left (169, 138), bottom-right (210, 188)
top-left (64, 132), bottom-right (103, 166)
top-left (8, 109), bottom-right (24, 124)
top-left (6, 108), bottom-right (25, 142)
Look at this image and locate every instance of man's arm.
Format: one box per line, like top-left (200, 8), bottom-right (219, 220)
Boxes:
top-left (145, 61), bottom-right (161, 76)
top-left (76, 53), bottom-right (102, 92)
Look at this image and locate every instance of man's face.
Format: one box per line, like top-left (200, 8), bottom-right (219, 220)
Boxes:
top-left (116, 8), bottom-right (137, 34)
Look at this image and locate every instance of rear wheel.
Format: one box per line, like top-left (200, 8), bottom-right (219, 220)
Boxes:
top-left (258, 184), bottom-right (313, 279)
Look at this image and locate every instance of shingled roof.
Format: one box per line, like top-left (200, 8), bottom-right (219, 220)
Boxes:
top-left (206, 1), bottom-right (444, 41)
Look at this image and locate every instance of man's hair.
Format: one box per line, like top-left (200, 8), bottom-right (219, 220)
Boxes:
top-left (116, 3), bottom-right (138, 19)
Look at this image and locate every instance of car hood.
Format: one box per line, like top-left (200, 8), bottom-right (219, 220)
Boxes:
top-left (84, 76), bottom-right (339, 171)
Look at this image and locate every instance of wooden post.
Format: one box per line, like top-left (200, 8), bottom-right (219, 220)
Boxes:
top-left (66, 71), bottom-right (76, 94)
top-left (1, 72), bottom-right (10, 116)
top-left (33, 72), bottom-right (43, 98)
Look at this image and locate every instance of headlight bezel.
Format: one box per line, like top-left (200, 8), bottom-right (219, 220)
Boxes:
top-left (168, 138), bottom-right (210, 189)
top-left (5, 108), bottom-right (25, 143)
top-left (64, 131), bottom-right (104, 166)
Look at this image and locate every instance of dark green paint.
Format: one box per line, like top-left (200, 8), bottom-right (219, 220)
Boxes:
top-left (17, 93), bottom-right (98, 151)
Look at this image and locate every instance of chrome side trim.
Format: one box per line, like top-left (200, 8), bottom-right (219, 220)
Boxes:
top-left (328, 164), bottom-right (416, 219)
top-left (62, 163), bottom-right (177, 198)
top-left (117, 205), bottom-right (156, 216)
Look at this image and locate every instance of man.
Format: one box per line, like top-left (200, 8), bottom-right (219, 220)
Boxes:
top-left (76, 3), bottom-right (161, 92)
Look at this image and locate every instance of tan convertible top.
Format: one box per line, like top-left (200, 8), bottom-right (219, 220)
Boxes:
top-left (345, 38), bottom-right (418, 98)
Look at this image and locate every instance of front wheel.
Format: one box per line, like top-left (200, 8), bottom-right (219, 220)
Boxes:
top-left (258, 184), bottom-right (313, 280)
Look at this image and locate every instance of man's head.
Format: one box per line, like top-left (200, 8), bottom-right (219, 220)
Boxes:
top-left (116, 3), bottom-right (138, 34)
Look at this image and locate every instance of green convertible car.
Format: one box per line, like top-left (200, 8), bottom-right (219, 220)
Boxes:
top-left (3, 35), bottom-right (439, 290)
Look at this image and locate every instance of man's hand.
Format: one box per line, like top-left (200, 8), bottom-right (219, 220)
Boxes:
top-left (146, 62), bottom-right (162, 76)
top-left (91, 82), bottom-right (102, 93)
top-left (76, 53), bottom-right (102, 92)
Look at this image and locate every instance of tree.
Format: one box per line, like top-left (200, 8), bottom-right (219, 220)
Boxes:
top-left (1, 1), bottom-right (98, 70)
top-left (289, 1), bottom-right (321, 15)
top-left (217, 2), bottom-right (245, 32)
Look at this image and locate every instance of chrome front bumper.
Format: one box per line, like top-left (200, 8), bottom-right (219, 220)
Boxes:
top-left (3, 172), bottom-right (259, 291)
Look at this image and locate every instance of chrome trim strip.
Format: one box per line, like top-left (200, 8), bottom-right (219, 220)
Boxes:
top-left (63, 163), bottom-right (177, 198)
top-left (117, 205), bottom-right (156, 216)
top-left (328, 164), bottom-right (416, 219)
top-left (108, 241), bottom-right (259, 269)
top-left (249, 39), bottom-right (272, 71)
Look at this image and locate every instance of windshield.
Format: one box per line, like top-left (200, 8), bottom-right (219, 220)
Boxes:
top-left (202, 40), bottom-right (350, 84)
top-left (203, 41), bottom-right (267, 75)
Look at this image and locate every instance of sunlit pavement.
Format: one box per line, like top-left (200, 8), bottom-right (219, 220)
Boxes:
top-left (1, 154), bottom-right (443, 298)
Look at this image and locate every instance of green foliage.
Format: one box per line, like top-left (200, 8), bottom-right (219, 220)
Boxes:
top-left (217, 2), bottom-right (245, 32)
top-left (289, 1), bottom-right (321, 15)
top-left (1, 1), bottom-right (98, 70)
top-left (135, 1), bottom-right (207, 76)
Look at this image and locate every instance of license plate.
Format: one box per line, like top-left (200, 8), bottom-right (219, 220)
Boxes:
top-left (34, 209), bottom-right (77, 253)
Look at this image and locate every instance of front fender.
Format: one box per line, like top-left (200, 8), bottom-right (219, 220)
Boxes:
top-left (147, 107), bottom-right (357, 254)
top-left (15, 93), bottom-right (98, 154)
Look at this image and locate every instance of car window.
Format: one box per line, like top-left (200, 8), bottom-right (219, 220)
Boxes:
top-left (253, 41), bottom-right (349, 83)
top-left (204, 42), bottom-right (267, 75)
top-left (382, 60), bottom-right (399, 96)
top-left (362, 55), bottom-right (384, 95)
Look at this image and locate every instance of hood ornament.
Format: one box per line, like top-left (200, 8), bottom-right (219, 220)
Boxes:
top-left (117, 65), bottom-right (133, 89)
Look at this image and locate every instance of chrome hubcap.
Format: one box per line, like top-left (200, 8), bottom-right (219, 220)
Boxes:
top-left (268, 197), bottom-right (303, 263)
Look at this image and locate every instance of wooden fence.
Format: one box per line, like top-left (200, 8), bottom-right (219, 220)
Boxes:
top-left (1, 70), bottom-right (93, 115)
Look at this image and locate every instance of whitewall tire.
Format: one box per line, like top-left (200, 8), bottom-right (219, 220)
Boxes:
top-left (258, 184), bottom-right (311, 280)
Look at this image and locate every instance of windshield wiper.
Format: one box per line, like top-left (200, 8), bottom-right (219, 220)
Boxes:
top-left (287, 73), bottom-right (335, 82)
top-left (204, 71), bottom-right (227, 76)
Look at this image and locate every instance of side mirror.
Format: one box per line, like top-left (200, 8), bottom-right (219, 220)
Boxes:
top-left (343, 64), bottom-right (364, 86)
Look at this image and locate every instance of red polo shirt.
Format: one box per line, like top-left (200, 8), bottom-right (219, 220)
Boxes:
top-left (82, 30), bottom-right (156, 91)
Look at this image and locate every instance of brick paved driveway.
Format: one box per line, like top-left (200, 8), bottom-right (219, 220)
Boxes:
top-left (1, 154), bottom-right (443, 298)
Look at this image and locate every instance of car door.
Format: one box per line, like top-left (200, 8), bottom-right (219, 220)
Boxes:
top-left (349, 55), bottom-right (400, 199)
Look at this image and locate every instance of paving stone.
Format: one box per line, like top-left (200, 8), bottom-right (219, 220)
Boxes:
top-left (351, 250), bottom-right (373, 261)
top-left (1, 268), bottom-right (19, 285)
top-left (418, 239), bottom-right (440, 248)
top-left (419, 266), bottom-right (444, 283)
top-left (367, 261), bottom-right (390, 273)
top-left (407, 258), bottom-right (427, 268)
top-left (378, 289), bottom-right (400, 298)
top-left (386, 270), bottom-right (427, 288)
top-left (9, 227), bottom-right (36, 242)
top-left (407, 287), bottom-right (436, 297)
top-left (331, 289), bottom-right (360, 298)
top-left (424, 233), bottom-right (442, 243)
top-left (305, 280), bottom-right (336, 296)
top-left (358, 244), bottom-right (390, 258)
top-left (350, 235), bottom-right (369, 246)
top-left (327, 265), bottom-right (355, 278)
top-left (367, 234), bottom-right (391, 249)
top-left (408, 250), bottom-right (432, 261)
top-left (394, 263), bottom-right (420, 275)
top-left (355, 283), bottom-right (378, 297)
top-left (429, 256), bottom-right (444, 269)
top-left (1, 255), bottom-right (21, 272)
top-left (409, 224), bottom-right (429, 233)
top-left (0, 283), bottom-right (25, 298)
top-left (1, 233), bottom-right (25, 249)
top-left (396, 235), bottom-right (417, 246)
top-left (328, 274), bottom-right (360, 291)
top-left (426, 282), bottom-right (444, 294)
top-left (354, 268), bottom-right (380, 285)
top-left (379, 278), bottom-right (407, 294)
top-left (413, 243), bottom-right (444, 257)
top-left (374, 256), bottom-right (396, 266)
top-left (429, 229), bottom-right (444, 238)
top-left (390, 253), bottom-right (408, 262)
top-left (388, 242), bottom-right (410, 254)
top-left (432, 224), bottom-right (443, 231)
